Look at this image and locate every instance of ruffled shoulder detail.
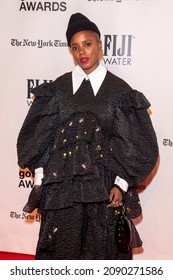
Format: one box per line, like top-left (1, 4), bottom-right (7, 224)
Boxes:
top-left (31, 81), bottom-right (57, 97)
top-left (31, 72), bottom-right (72, 97)
top-left (17, 82), bottom-right (59, 172)
top-left (117, 90), bottom-right (151, 115)
top-left (109, 89), bottom-right (158, 186)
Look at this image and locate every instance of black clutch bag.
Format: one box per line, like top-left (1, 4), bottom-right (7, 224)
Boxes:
top-left (115, 205), bottom-right (132, 253)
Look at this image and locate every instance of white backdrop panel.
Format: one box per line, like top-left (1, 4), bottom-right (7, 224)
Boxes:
top-left (0, 0), bottom-right (173, 259)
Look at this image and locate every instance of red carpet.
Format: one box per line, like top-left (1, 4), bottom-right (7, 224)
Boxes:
top-left (0, 251), bottom-right (35, 260)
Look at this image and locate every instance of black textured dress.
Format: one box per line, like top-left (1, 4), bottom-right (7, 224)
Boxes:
top-left (17, 71), bottom-right (158, 259)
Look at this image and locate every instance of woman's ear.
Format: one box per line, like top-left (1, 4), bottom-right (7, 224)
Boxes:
top-left (99, 39), bottom-right (102, 49)
top-left (99, 39), bottom-right (103, 60)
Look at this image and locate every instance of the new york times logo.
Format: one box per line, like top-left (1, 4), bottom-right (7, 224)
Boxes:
top-left (19, 0), bottom-right (67, 11)
top-left (103, 34), bottom-right (134, 66)
top-left (163, 139), bottom-right (172, 147)
top-left (27, 79), bottom-right (53, 106)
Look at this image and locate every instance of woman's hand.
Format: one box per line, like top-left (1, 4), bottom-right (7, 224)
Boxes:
top-left (107, 186), bottom-right (123, 208)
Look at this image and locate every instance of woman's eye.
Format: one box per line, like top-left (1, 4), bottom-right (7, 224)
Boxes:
top-left (85, 42), bottom-right (91, 47)
top-left (72, 46), bottom-right (77, 51)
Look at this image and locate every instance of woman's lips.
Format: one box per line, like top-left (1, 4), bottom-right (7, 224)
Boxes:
top-left (80, 57), bottom-right (89, 63)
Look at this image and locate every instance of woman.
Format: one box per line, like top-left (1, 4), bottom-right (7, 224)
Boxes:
top-left (17, 13), bottom-right (158, 259)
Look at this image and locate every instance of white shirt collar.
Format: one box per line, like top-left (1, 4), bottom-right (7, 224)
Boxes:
top-left (72, 63), bottom-right (107, 96)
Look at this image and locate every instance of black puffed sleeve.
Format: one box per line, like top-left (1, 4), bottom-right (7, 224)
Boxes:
top-left (109, 90), bottom-right (159, 187)
top-left (17, 82), bottom-right (59, 174)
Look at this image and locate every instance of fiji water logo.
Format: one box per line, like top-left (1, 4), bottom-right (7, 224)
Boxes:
top-left (103, 34), bottom-right (135, 66)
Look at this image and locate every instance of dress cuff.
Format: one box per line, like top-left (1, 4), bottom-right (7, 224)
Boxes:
top-left (114, 175), bottom-right (128, 192)
top-left (34, 167), bottom-right (44, 185)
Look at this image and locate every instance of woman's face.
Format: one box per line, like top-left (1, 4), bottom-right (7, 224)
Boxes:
top-left (70, 30), bottom-right (102, 75)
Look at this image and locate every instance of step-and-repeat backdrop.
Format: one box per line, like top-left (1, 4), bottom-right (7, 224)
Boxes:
top-left (0, 0), bottom-right (173, 259)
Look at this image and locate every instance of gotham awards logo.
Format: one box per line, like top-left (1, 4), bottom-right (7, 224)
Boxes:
top-left (19, 0), bottom-right (67, 11)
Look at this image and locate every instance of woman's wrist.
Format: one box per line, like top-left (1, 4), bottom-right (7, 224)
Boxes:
top-left (112, 184), bottom-right (126, 198)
